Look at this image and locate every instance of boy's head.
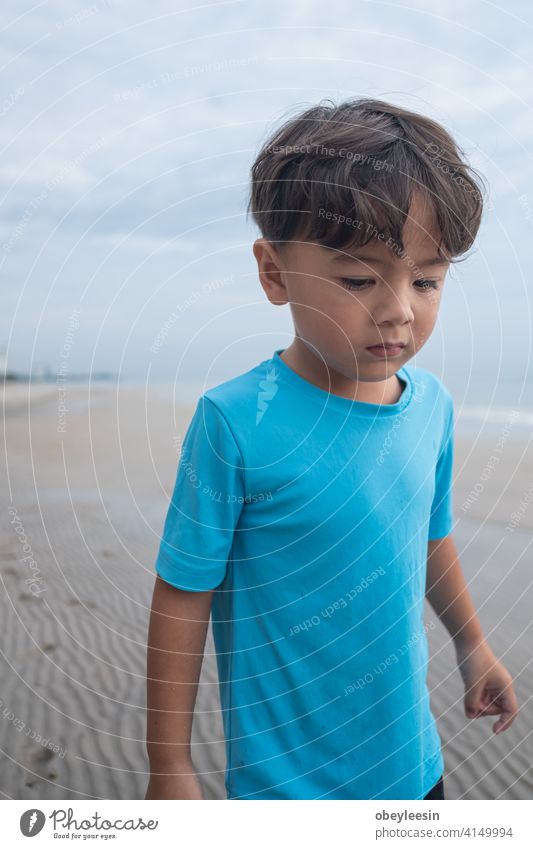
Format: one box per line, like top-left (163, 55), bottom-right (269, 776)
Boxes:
top-left (248, 97), bottom-right (486, 384)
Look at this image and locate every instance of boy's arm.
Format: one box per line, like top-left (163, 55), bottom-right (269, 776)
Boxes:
top-left (426, 534), bottom-right (485, 647)
top-left (426, 534), bottom-right (519, 735)
top-left (145, 575), bottom-right (214, 799)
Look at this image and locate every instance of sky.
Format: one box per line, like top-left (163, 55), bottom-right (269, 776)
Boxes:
top-left (1, 0), bottom-right (533, 409)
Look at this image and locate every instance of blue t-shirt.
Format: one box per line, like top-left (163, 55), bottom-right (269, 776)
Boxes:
top-left (155, 348), bottom-right (454, 800)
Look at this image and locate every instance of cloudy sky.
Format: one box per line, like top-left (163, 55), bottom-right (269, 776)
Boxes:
top-left (1, 0), bottom-right (532, 406)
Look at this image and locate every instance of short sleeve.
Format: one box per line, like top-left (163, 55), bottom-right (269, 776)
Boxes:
top-left (155, 395), bottom-right (246, 591)
top-left (428, 398), bottom-right (455, 541)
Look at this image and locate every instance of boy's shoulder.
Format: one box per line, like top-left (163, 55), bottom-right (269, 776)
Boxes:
top-left (201, 355), bottom-right (270, 423)
top-left (403, 363), bottom-right (454, 411)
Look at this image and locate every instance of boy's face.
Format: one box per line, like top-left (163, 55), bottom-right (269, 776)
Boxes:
top-left (253, 192), bottom-right (450, 387)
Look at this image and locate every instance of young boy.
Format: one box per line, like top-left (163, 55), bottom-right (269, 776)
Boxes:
top-left (145, 98), bottom-right (519, 801)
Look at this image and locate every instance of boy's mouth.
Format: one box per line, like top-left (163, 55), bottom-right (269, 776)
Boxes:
top-left (366, 343), bottom-right (406, 358)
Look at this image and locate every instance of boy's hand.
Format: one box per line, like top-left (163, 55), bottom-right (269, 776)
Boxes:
top-left (455, 638), bottom-right (519, 735)
top-left (145, 761), bottom-right (205, 799)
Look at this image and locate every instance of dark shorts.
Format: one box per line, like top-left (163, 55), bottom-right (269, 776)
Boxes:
top-left (423, 773), bottom-right (445, 800)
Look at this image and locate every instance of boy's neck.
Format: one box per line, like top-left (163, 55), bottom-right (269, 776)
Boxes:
top-left (279, 340), bottom-right (405, 405)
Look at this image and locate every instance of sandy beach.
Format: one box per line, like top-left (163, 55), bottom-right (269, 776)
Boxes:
top-left (1, 381), bottom-right (532, 800)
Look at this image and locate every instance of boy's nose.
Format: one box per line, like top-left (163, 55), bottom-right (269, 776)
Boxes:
top-left (373, 291), bottom-right (415, 325)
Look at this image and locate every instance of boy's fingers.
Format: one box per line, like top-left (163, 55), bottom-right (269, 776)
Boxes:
top-left (493, 708), bottom-right (518, 734)
top-left (476, 704), bottom-right (501, 716)
top-left (493, 690), bottom-right (520, 734)
top-left (477, 690), bottom-right (504, 715)
top-left (472, 687), bottom-right (521, 733)
top-left (465, 685), bottom-right (519, 726)
top-left (464, 686), bottom-right (486, 716)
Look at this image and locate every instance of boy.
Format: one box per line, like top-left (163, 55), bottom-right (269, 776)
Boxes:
top-left (145, 98), bottom-right (519, 800)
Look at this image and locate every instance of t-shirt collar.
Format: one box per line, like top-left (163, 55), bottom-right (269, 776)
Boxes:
top-left (270, 348), bottom-right (413, 417)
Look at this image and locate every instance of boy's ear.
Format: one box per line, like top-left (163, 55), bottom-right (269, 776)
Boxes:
top-left (252, 239), bottom-right (289, 306)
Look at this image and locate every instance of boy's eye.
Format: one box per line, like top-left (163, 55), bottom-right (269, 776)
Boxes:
top-left (414, 279), bottom-right (440, 291)
top-left (339, 277), bottom-right (440, 291)
top-left (339, 278), bottom-right (373, 290)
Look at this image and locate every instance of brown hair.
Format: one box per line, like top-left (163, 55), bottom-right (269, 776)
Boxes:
top-left (247, 97), bottom-right (487, 263)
